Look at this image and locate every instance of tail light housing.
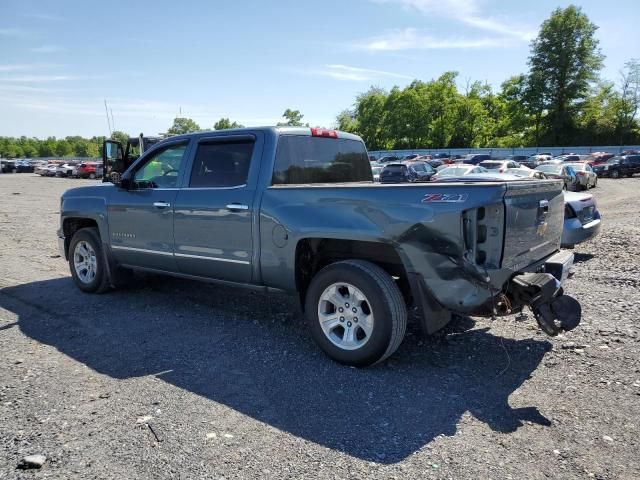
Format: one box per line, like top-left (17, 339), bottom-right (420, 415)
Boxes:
top-left (310, 128), bottom-right (338, 138)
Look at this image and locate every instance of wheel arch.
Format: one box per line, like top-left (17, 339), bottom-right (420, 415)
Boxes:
top-left (294, 238), bottom-right (410, 311)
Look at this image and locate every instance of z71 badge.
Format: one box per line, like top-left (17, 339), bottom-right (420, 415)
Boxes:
top-left (422, 193), bottom-right (468, 203)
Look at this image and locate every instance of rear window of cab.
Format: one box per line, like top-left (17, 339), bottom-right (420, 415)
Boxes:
top-left (272, 136), bottom-right (373, 184)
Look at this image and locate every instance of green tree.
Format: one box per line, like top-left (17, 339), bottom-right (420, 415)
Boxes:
top-left (615, 59), bottom-right (640, 145)
top-left (56, 140), bottom-right (73, 157)
top-left (528, 5), bottom-right (604, 145)
top-left (110, 130), bottom-right (130, 145)
top-left (213, 118), bottom-right (244, 130)
top-left (577, 82), bottom-right (619, 145)
top-left (335, 109), bottom-right (359, 133)
top-left (353, 87), bottom-right (389, 150)
top-left (277, 109), bottom-right (307, 127)
top-left (167, 117), bottom-right (201, 135)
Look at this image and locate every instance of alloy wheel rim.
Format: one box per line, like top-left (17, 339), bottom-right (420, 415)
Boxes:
top-left (318, 282), bottom-right (374, 350)
top-left (73, 240), bottom-right (97, 284)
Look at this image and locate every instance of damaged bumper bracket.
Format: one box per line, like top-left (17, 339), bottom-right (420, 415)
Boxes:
top-left (511, 271), bottom-right (581, 336)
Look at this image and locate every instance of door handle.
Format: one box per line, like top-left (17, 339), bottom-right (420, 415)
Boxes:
top-left (226, 203), bottom-right (249, 211)
top-left (153, 201), bottom-right (171, 208)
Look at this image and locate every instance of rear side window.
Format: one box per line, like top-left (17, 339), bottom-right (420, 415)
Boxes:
top-left (190, 140), bottom-right (254, 188)
top-left (272, 136), bottom-right (373, 184)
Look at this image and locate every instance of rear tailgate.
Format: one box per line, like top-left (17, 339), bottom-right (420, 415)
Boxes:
top-left (502, 180), bottom-right (564, 270)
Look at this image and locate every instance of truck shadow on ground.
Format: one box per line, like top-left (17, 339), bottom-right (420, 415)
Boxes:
top-left (1, 276), bottom-right (552, 464)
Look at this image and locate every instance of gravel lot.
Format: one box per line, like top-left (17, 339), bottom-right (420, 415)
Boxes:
top-left (1, 174), bottom-right (639, 479)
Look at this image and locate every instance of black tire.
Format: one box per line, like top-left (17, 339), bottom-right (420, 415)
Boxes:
top-left (68, 227), bottom-right (110, 293)
top-left (89, 172), bottom-right (96, 179)
top-left (611, 170), bottom-right (620, 179)
top-left (305, 260), bottom-right (407, 367)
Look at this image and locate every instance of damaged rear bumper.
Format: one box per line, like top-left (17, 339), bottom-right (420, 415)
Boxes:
top-left (409, 250), bottom-right (581, 336)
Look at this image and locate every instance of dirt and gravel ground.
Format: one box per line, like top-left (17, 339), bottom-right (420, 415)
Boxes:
top-left (0, 174), bottom-right (639, 479)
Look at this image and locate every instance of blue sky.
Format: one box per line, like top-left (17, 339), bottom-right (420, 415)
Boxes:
top-left (1, 0), bottom-right (638, 138)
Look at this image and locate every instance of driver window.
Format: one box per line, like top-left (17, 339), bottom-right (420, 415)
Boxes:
top-left (134, 143), bottom-right (188, 188)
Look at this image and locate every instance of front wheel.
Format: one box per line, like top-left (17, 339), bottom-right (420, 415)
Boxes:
top-left (611, 170), bottom-right (620, 179)
top-left (305, 260), bottom-right (407, 367)
top-left (88, 172), bottom-right (96, 179)
top-left (68, 227), bottom-right (110, 293)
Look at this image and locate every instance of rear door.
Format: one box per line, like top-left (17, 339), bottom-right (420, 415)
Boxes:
top-left (172, 133), bottom-right (263, 283)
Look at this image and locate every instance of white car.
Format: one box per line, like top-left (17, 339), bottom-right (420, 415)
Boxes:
top-left (478, 160), bottom-right (528, 173)
top-left (505, 168), bottom-right (547, 179)
top-left (38, 163), bottom-right (59, 176)
top-left (565, 162), bottom-right (597, 190)
top-left (431, 164), bottom-right (488, 180)
top-left (56, 163), bottom-right (77, 177)
top-left (371, 164), bottom-right (383, 182)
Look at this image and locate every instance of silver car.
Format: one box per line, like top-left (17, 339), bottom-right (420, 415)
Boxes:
top-left (562, 191), bottom-right (601, 248)
top-left (565, 162), bottom-right (597, 190)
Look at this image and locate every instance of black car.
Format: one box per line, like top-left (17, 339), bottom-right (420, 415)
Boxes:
top-left (592, 155), bottom-right (640, 178)
top-left (1, 160), bottom-right (17, 173)
top-left (426, 158), bottom-right (444, 168)
top-left (462, 153), bottom-right (491, 165)
top-left (379, 161), bottom-right (435, 183)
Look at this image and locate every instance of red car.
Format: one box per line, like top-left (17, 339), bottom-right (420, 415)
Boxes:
top-left (585, 152), bottom-right (614, 166)
top-left (76, 162), bottom-right (103, 179)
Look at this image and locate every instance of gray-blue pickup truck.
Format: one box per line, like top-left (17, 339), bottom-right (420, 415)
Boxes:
top-left (58, 127), bottom-right (580, 366)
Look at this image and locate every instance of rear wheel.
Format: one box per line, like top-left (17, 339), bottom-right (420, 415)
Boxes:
top-left (69, 227), bottom-right (110, 293)
top-left (305, 260), bottom-right (407, 367)
top-left (88, 172), bottom-right (96, 179)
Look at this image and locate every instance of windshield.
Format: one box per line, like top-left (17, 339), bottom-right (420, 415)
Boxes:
top-left (410, 163), bottom-right (431, 172)
top-left (536, 164), bottom-right (561, 174)
top-left (438, 166), bottom-right (471, 176)
top-left (606, 157), bottom-right (621, 164)
top-left (566, 163), bottom-right (586, 171)
top-left (479, 161), bottom-right (503, 169)
top-left (384, 165), bottom-right (406, 173)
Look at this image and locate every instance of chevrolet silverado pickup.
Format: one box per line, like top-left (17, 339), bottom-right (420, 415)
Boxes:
top-left (58, 127), bottom-right (581, 366)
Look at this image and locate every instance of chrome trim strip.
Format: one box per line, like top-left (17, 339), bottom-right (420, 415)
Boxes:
top-left (111, 245), bottom-right (174, 256)
top-left (182, 184), bottom-right (247, 190)
top-left (174, 252), bottom-right (250, 264)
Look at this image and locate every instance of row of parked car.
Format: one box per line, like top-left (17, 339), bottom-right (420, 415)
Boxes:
top-left (0, 159), bottom-right (104, 179)
top-left (370, 152), bottom-right (610, 249)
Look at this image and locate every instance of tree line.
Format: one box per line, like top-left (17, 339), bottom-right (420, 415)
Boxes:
top-left (0, 109), bottom-right (307, 159)
top-left (336, 6), bottom-right (640, 150)
top-left (2, 6), bottom-right (638, 159)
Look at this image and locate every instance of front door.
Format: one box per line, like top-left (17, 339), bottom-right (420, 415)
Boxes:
top-left (173, 135), bottom-right (261, 283)
top-left (108, 141), bottom-right (190, 271)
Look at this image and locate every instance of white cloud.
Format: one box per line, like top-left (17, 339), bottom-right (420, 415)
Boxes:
top-left (371, 0), bottom-right (535, 41)
top-left (0, 74), bottom-right (88, 82)
top-left (0, 28), bottom-right (27, 37)
top-left (0, 63), bottom-right (63, 72)
top-left (291, 64), bottom-right (413, 81)
top-left (23, 13), bottom-right (64, 21)
top-left (353, 28), bottom-right (504, 52)
top-left (31, 45), bottom-right (65, 53)
top-left (0, 64), bottom-right (34, 72)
